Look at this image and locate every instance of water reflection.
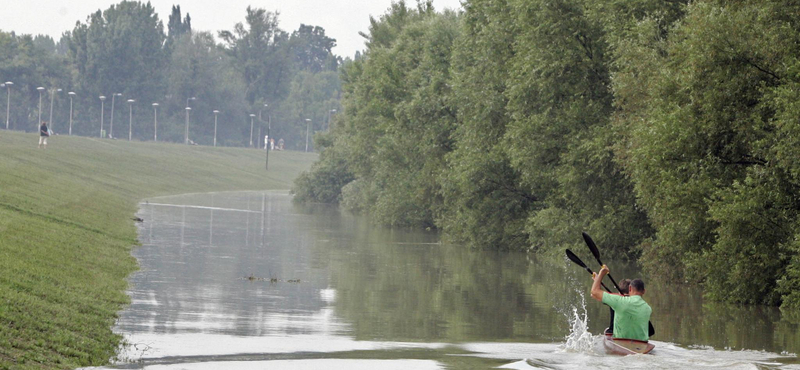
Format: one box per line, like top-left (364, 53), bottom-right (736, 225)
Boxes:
top-left (86, 192), bottom-right (800, 369)
top-left (126, 194), bottom-right (335, 337)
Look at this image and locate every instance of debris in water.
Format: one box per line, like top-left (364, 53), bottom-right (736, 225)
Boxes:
top-left (239, 274), bottom-right (300, 283)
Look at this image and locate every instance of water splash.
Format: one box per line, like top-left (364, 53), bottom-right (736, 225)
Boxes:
top-left (560, 294), bottom-right (596, 353)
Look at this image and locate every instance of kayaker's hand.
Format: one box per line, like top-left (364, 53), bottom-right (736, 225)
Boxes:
top-left (599, 265), bottom-right (609, 276)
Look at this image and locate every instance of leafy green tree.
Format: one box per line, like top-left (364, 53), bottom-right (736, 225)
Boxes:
top-left (68, 1), bottom-right (167, 137)
top-left (165, 5), bottom-right (192, 52)
top-left (159, 32), bottom-right (249, 145)
top-left (438, 0), bottom-right (531, 249)
top-left (292, 1), bottom-right (457, 229)
top-left (289, 24), bottom-right (340, 73)
top-left (349, 9), bottom-right (460, 227)
top-left (503, 0), bottom-right (659, 257)
top-left (613, 0), bottom-right (800, 305)
top-left (219, 7), bottom-right (292, 106)
top-left (0, 31), bottom-right (70, 132)
top-left (292, 59), bottom-right (363, 203)
top-left (279, 70), bottom-right (341, 151)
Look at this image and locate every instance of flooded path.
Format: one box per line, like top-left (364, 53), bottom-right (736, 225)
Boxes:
top-left (85, 192), bottom-right (800, 369)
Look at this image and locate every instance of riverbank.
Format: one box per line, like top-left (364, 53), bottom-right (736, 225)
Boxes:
top-left (0, 131), bottom-right (316, 369)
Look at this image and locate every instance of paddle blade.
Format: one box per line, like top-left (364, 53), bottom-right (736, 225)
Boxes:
top-left (582, 232), bottom-right (601, 262)
top-left (565, 249), bottom-right (588, 269)
top-left (582, 232), bottom-right (623, 293)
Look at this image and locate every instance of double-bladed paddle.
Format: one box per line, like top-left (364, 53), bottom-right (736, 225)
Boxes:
top-left (582, 232), bottom-right (623, 293)
top-left (565, 249), bottom-right (611, 292)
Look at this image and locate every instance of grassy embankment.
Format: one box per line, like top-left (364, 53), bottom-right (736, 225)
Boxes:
top-left (0, 131), bottom-right (316, 369)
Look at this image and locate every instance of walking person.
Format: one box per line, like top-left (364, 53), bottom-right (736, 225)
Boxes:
top-left (38, 121), bottom-right (49, 149)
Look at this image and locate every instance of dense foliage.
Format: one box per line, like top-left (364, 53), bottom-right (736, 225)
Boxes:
top-left (293, 0), bottom-right (800, 308)
top-left (0, 1), bottom-right (342, 149)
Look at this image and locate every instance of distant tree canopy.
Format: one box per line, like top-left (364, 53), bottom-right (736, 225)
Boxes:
top-left (292, 0), bottom-right (800, 309)
top-left (290, 24), bottom-right (341, 73)
top-left (0, 32), bottom-right (70, 131)
top-left (0, 0), bottom-right (341, 149)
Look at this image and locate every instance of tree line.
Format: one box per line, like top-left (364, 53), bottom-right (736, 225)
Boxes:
top-left (293, 0), bottom-right (800, 308)
top-left (0, 1), bottom-right (342, 149)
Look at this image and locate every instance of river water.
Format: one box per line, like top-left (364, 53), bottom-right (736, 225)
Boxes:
top-left (85, 191), bottom-right (800, 369)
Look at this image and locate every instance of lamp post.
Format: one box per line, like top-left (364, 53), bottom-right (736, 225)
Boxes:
top-left (37, 87), bottom-right (45, 129)
top-left (184, 97), bottom-right (195, 145)
top-left (127, 99), bottom-right (135, 141)
top-left (68, 92), bottom-right (75, 135)
top-left (265, 104), bottom-right (271, 171)
top-left (99, 96), bottom-right (106, 137)
top-left (213, 110), bottom-right (219, 147)
top-left (263, 103), bottom-right (268, 150)
top-left (185, 107), bottom-right (192, 144)
top-left (249, 114), bottom-right (256, 148)
top-left (305, 118), bottom-right (311, 152)
top-left (328, 109), bottom-right (337, 131)
top-left (258, 103), bottom-right (268, 149)
top-left (152, 103), bottom-right (159, 141)
top-left (3, 81), bottom-right (12, 130)
top-left (48, 88), bottom-right (62, 132)
top-left (110, 92), bottom-right (122, 138)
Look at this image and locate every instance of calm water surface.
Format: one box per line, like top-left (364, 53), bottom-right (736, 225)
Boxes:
top-left (85, 192), bottom-right (800, 369)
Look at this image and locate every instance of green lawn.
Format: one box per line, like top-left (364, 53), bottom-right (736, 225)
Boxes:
top-left (0, 131), bottom-right (316, 369)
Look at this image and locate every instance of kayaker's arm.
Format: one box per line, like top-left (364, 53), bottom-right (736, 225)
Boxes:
top-left (591, 265), bottom-right (609, 301)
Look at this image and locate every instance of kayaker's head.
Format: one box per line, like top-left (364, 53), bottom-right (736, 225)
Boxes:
top-left (629, 279), bottom-right (645, 296)
top-left (619, 279), bottom-right (631, 295)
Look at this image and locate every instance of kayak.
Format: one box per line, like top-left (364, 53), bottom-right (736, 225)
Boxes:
top-left (603, 332), bottom-right (655, 355)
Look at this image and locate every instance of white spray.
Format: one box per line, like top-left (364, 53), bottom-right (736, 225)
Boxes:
top-left (559, 287), bottom-right (596, 353)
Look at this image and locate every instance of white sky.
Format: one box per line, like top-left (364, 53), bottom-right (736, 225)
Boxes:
top-left (1, 0), bottom-right (463, 58)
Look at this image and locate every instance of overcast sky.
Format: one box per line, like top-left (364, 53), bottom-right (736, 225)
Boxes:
top-left (2, 0), bottom-right (463, 58)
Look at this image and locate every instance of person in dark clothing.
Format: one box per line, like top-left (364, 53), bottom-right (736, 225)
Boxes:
top-left (38, 121), bottom-right (49, 149)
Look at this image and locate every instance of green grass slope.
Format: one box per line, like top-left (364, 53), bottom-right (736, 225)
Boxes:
top-left (0, 131), bottom-right (317, 369)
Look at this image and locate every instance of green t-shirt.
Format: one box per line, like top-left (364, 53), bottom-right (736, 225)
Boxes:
top-left (602, 293), bottom-right (652, 341)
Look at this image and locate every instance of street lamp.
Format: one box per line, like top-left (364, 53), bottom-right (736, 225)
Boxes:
top-left (68, 92), bottom-right (75, 135)
top-left (305, 118), bottom-right (311, 152)
top-left (185, 107), bottom-right (192, 144)
top-left (263, 103), bottom-right (269, 149)
top-left (265, 104), bottom-right (271, 171)
top-left (99, 96), bottom-right (106, 137)
top-left (110, 93), bottom-right (122, 138)
top-left (152, 103), bottom-right (159, 142)
top-left (213, 110), bottom-right (219, 147)
top-left (258, 103), bottom-right (269, 149)
top-left (186, 96), bottom-right (196, 108)
top-left (327, 109), bottom-right (337, 131)
top-left (3, 82), bottom-right (12, 130)
top-left (249, 114), bottom-right (256, 148)
top-left (49, 88), bottom-right (62, 132)
top-left (127, 99), bottom-right (135, 141)
top-left (37, 87), bottom-right (45, 129)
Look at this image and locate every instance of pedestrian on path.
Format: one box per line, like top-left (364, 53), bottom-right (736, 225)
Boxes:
top-left (39, 121), bottom-right (49, 149)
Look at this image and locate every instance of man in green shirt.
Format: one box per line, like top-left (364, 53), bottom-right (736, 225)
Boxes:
top-left (591, 265), bottom-right (652, 341)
